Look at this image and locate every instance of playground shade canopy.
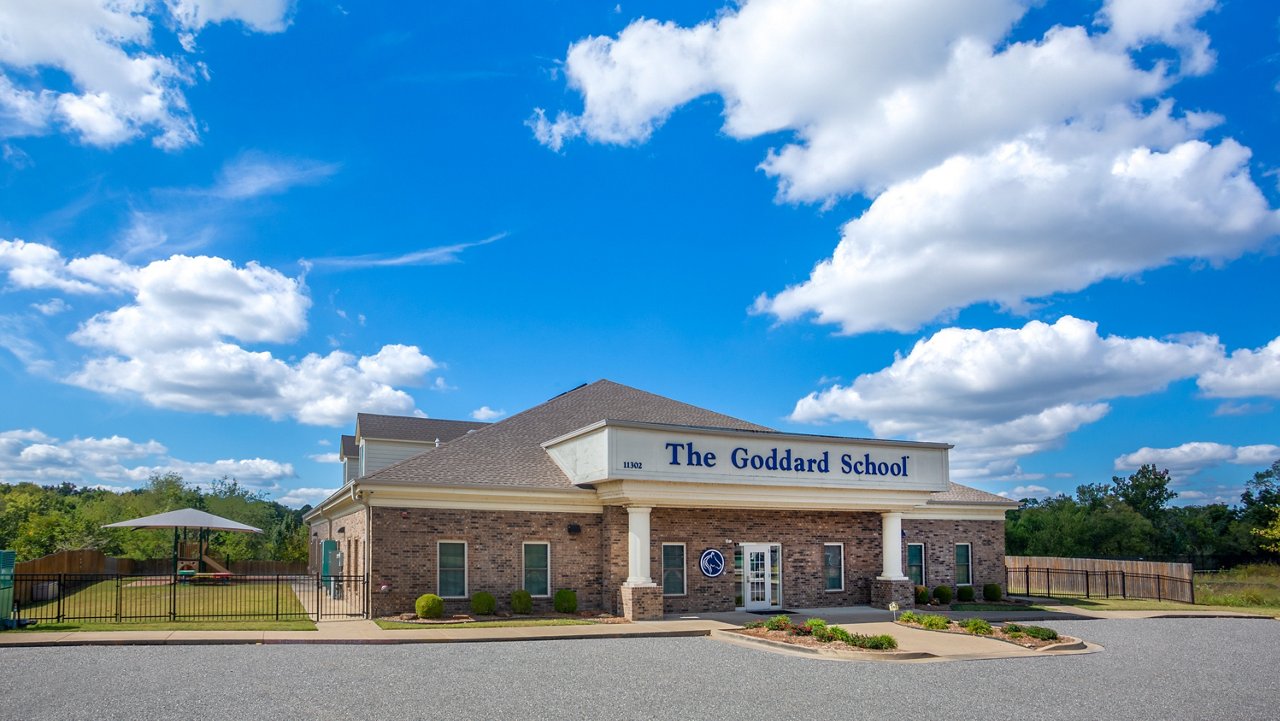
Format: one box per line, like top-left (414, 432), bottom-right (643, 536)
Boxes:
top-left (103, 508), bottom-right (262, 534)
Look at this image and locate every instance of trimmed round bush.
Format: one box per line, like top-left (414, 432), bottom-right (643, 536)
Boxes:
top-left (956, 585), bottom-right (975, 602)
top-left (932, 585), bottom-right (953, 604)
top-left (415, 593), bottom-right (444, 619)
top-left (553, 588), bottom-right (578, 614)
top-left (983, 583), bottom-right (1003, 601)
top-left (914, 585), bottom-right (929, 605)
top-left (470, 591), bottom-right (496, 615)
top-left (510, 589), bottom-right (533, 615)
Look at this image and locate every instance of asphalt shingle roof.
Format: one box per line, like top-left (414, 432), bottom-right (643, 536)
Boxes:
top-left (356, 414), bottom-right (489, 444)
top-left (356, 379), bottom-right (1008, 507)
top-left (361, 379), bottom-right (773, 489)
top-left (340, 434), bottom-right (359, 459)
top-left (929, 482), bottom-right (1019, 506)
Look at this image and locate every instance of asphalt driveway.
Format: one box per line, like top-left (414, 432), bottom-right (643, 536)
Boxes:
top-left (1, 617), bottom-right (1275, 721)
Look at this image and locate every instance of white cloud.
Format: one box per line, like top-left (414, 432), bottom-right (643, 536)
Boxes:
top-left (0, 0), bottom-right (293, 149)
top-left (308, 452), bottom-right (340, 464)
top-left (209, 153), bottom-right (338, 200)
top-left (538, 0), bottom-right (1278, 335)
top-left (997, 484), bottom-right (1051, 499)
top-left (1198, 336), bottom-right (1280, 399)
top-left (791, 316), bottom-right (1223, 479)
top-left (276, 486), bottom-right (338, 508)
top-left (0, 428), bottom-right (295, 490)
top-left (307, 233), bottom-right (504, 270)
top-left (1115, 442), bottom-right (1280, 479)
top-left (166, 0), bottom-right (295, 34)
top-left (757, 135), bottom-right (1278, 334)
top-left (31, 298), bottom-right (69, 316)
top-left (1, 240), bottom-right (441, 426)
top-left (471, 406), bottom-right (505, 421)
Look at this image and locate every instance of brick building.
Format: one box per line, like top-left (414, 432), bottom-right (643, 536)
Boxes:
top-left (304, 380), bottom-right (1015, 620)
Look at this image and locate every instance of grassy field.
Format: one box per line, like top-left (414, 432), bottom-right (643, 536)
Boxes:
top-left (15, 620), bottom-right (318, 632)
top-left (17, 577), bottom-right (310, 623)
top-left (1194, 563), bottom-right (1280, 607)
top-left (1045, 596), bottom-right (1280, 616)
top-left (374, 618), bottom-right (598, 630)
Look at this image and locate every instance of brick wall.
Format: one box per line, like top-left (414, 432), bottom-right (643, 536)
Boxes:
top-left (902, 519), bottom-right (1005, 592)
top-left (646, 508), bottom-right (884, 614)
top-left (368, 507), bottom-right (604, 618)
top-left (307, 508), bottom-right (368, 581)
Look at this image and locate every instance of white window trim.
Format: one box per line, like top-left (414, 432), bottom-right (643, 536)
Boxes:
top-left (823, 542), bottom-right (844, 592)
top-left (955, 543), bottom-right (973, 586)
top-left (661, 542), bottom-right (687, 597)
top-left (437, 540), bottom-right (468, 599)
top-left (907, 542), bottom-right (926, 587)
top-left (523, 541), bottom-right (551, 598)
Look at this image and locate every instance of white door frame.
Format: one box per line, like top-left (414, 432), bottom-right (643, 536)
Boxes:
top-left (741, 543), bottom-right (781, 611)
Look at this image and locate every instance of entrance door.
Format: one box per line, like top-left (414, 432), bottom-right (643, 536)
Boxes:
top-left (743, 544), bottom-right (772, 611)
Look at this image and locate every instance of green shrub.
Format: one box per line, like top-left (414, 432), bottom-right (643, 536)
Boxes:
top-left (956, 586), bottom-right (975, 602)
top-left (983, 583), bottom-right (1003, 602)
top-left (932, 585), bottom-right (953, 604)
top-left (920, 614), bottom-right (951, 630)
top-left (828, 626), bottom-right (854, 644)
top-left (469, 592), bottom-right (496, 615)
top-left (764, 614), bottom-right (792, 632)
top-left (804, 618), bottom-right (828, 630)
top-left (553, 588), bottom-right (578, 613)
top-left (959, 618), bottom-right (992, 635)
top-left (415, 593), bottom-right (444, 619)
top-left (847, 633), bottom-right (898, 650)
top-left (897, 610), bottom-right (922, 624)
top-left (510, 589), bottom-right (533, 615)
top-left (914, 585), bottom-right (930, 605)
top-left (1005, 623), bottom-right (1058, 641)
top-left (800, 618), bottom-right (828, 638)
top-left (743, 620), bottom-right (766, 629)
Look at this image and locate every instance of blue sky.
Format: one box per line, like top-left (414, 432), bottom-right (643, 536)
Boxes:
top-left (0, 0), bottom-right (1276, 508)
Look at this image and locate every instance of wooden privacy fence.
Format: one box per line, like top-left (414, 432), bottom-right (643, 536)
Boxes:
top-left (1005, 556), bottom-right (1195, 603)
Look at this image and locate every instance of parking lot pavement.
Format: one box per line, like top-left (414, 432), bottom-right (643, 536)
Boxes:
top-left (1, 617), bottom-right (1276, 721)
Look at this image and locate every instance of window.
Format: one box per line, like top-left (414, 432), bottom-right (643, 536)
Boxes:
top-left (662, 543), bottom-right (686, 596)
top-left (907, 543), bottom-right (925, 586)
top-left (523, 542), bottom-right (550, 597)
top-left (438, 541), bottom-right (467, 598)
top-left (955, 543), bottom-right (972, 586)
top-left (823, 543), bottom-right (844, 591)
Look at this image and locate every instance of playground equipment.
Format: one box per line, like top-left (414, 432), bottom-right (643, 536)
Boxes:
top-left (103, 508), bottom-right (262, 577)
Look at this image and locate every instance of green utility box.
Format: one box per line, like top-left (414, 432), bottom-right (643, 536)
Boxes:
top-left (0, 550), bottom-right (15, 630)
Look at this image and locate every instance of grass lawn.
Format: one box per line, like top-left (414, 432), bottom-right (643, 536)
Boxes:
top-left (1044, 596), bottom-right (1280, 616)
top-left (950, 603), bottom-right (1051, 612)
top-left (18, 577), bottom-right (309, 623)
top-left (13, 620), bottom-right (317, 632)
top-left (374, 618), bottom-right (598, 630)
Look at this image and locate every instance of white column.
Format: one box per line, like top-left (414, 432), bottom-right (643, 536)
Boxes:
top-left (625, 506), bottom-right (656, 586)
top-left (877, 511), bottom-right (908, 581)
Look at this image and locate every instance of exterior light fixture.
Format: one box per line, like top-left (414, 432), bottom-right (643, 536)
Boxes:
top-left (566, 523), bottom-right (582, 535)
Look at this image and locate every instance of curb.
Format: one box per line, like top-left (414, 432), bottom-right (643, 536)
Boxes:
top-left (709, 629), bottom-right (934, 661)
top-left (0, 628), bottom-right (715, 648)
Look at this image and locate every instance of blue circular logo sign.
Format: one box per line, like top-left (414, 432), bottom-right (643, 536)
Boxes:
top-left (699, 549), bottom-right (725, 578)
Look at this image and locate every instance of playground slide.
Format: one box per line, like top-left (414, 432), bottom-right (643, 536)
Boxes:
top-left (201, 555), bottom-right (230, 574)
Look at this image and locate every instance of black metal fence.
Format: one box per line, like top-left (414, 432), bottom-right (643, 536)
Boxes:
top-left (1006, 566), bottom-right (1195, 604)
top-left (10, 574), bottom-right (367, 624)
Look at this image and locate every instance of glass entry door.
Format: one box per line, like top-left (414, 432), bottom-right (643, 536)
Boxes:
top-left (742, 543), bottom-right (780, 611)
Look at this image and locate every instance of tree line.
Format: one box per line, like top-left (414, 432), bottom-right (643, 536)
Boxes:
top-left (0, 473), bottom-right (309, 563)
top-left (1006, 460), bottom-right (1280, 569)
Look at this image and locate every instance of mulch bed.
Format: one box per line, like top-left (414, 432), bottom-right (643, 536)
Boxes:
top-left (733, 627), bottom-right (897, 652)
top-left (895, 620), bottom-right (1072, 649)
